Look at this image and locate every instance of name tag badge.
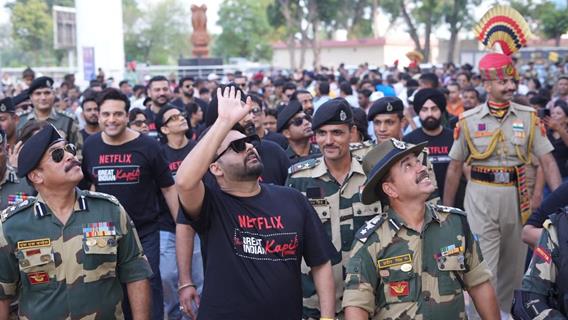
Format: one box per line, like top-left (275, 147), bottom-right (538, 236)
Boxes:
top-left (378, 253), bottom-right (412, 269)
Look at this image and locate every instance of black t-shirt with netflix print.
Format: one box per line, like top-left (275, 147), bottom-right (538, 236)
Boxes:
top-left (179, 181), bottom-right (331, 320)
top-left (81, 132), bottom-right (175, 237)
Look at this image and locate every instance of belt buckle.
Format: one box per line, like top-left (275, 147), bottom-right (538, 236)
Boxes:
top-left (494, 172), bottom-right (510, 183)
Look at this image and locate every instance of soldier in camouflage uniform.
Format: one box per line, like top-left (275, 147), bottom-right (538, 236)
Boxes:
top-left (286, 98), bottom-right (382, 319)
top-left (342, 138), bottom-right (500, 320)
top-left (0, 129), bottom-right (35, 210)
top-left (16, 77), bottom-right (83, 157)
top-left (0, 125), bottom-right (152, 319)
top-left (277, 100), bottom-right (320, 165)
top-left (512, 209), bottom-right (568, 319)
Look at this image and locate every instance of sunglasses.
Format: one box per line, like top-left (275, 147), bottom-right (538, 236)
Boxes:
top-left (214, 135), bottom-right (260, 162)
top-left (288, 115), bottom-right (311, 127)
top-left (250, 107), bottom-right (262, 115)
top-left (163, 112), bottom-right (187, 126)
top-left (49, 143), bottom-right (77, 163)
top-left (129, 120), bottom-right (148, 127)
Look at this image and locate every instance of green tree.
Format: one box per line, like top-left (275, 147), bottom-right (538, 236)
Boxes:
top-left (213, 0), bottom-right (273, 62)
top-left (444, 0), bottom-right (480, 63)
top-left (9, 0), bottom-right (52, 64)
top-left (536, 2), bottom-right (568, 46)
top-left (123, 0), bottom-right (191, 64)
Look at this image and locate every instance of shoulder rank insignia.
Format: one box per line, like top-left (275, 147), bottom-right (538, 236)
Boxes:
top-left (355, 215), bottom-right (385, 243)
top-left (435, 204), bottom-right (466, 216)
top-left (288, 158), bottom-right (320, 175)
top-left (1, 197), bottom-right (36, 222)
top-left (84, 191), bottom-right (120, 206)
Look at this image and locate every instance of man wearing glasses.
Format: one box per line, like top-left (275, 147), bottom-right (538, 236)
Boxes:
top-left (286, 98), bottom-right (382, 319)
top-left (175, 85), bottom-right (335, 320)
top-left (81, 88), bottom-right (178, 320)
top-left (277, 100), bottom-right (320, 165)
top-left (171, 76), bottom-right (209, 121)
top-left (0, 124), bottom-right (153, 319)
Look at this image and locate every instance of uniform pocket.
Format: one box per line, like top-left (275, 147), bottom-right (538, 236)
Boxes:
top-left (436, 254), bottom-right (465, 295)
top-left (381, 269), bottom-right (418, 304)
top-left (17, 246), bottom-right (57, 291)
top-left (82, 236), bottom-right (119, 282)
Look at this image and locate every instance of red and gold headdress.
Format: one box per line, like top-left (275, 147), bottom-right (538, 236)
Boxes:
top-left (473, 5), bottom-right (531, 81)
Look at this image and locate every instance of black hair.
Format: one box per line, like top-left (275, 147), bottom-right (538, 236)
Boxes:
top-left (456, 72), bottom-right (471, 82)
top-left (419, 73), bottom-right (439, 88)
top-left (97, 87), bottom-right (131, 112)
top-left (147, 75), bottom-right (169, 90)
top-left (283, 82), bottom-right (297, 92)
top-left (318, 81), bottom-right (330, 95)
top-left (81, 90), bottom-right (98, 108)
top-left (462, 86), bottom-right (480, 100)
top-left (199, 87), bottom-right (210, 95)
top-left (290, 89), bottom-right (310, 101)
top-left (128, 108), bottom-right (146, 123)
top-left (358, 89), bottom-right (372, 98)
top-left (340, 82), bottom-right (353, 95)
top-left (529, 95), bottom-right (549, 108)
top-left (179, 76), bottom-right (195, 87)
top-left (119, 80), bottom-right (130, 87)
top-left (265, 108), bottom-right (278, 119)
top-left (247, 93), bottom-right (264, 110)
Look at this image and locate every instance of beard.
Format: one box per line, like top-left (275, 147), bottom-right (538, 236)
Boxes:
top-left (183, 89), bottom-right (194, 98)
top-left (238, 152), bottom-right (264, 180)
top-left (85, 117), bottom-right (99, 126)
top-left (421, 116), bottom-right (441, 130)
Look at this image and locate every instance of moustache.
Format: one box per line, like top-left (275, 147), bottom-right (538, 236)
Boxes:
top-left (64, 160), bottom-right (82, 172)
top-left (415, 171), bottom-right (429, 184)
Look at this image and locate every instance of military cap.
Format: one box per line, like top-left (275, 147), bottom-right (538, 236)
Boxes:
top-left (367, 96), bottom-right (404, 121)
top-left (27, 76), bottom-right (54, 94)
top-left (17, 124), bottom-right (64, 178)
top-left (361, 138), bottom-right (427, 204)
top-left (0, 97), bottom-right (15, 113)
top-left (413, 88), bottom-right (446, 115)
top-left (12, 91), bottom-right (30, 106)
top-left (312, 98), bottom-right (353, 131)
top-left (479, 53), bottom-right (518, 81)
top-left (277, 100), bottom-right (303, 133)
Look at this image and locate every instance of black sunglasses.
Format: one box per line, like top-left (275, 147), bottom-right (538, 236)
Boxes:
top-left (288, 115), bottom-right (311, 127)
top-left (49, 143), bottom-right (77, 163)
top-left (129, 120), bottom-right (148, 127)
top-left (214, 135), bottom-right (260, 162)
top-left (163, 112), bottom-right (187, 126)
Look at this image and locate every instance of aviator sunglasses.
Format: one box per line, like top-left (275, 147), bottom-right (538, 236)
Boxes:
top-left (214, 135), bottom-right (260, 162)
top-left (288, 114), bottom-right (311, 127)
top-left (163, 112), bottom-right (188, 126)
top-left (49, 143), bottom-right (77, 163)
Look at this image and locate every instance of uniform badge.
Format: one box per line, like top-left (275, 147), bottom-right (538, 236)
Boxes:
top-left (46, 79), bottom-right (52, 87)
top-left (386, 103), bottom-right (393, 112)
top-left (340, 110), bottom-right (347, 121)
top-left (389, 281), bottom-right (409, 297)
top-left (400, 263), bottom-right (412, 272)
top-left (477, 123), bottom-right (486, 131)
top-left (512, 120), bottom-right (525, 139)
top-left (391, 138), bottom-right (406, 150)
top-left (379, 270), bottom-right (390, 277)
top-left (28, 271), bottom-right (50, 285)
top-left (0, 103), bottom-right (5, 112)
top-left (378, 253), bottom-right (412, 269)
top-left (17, 238), bottom-right (51, 250)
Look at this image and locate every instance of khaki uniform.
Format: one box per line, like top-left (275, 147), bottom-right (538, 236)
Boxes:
top-left (449, 102), bottom-right (553, 311)
top-left (0, 190), bottom-right (152, 319)
top-left (0, 169), bottom-right (36, 211)
top-left (342, 205), bottom-right (492, 319)
top-left (286, 156), bottom-right (381, 318)
top-left (17, 108), bottom-right (83, 157)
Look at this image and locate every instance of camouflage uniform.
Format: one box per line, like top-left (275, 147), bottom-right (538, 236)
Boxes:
top-left (514, 217), bottom-right (567, 319)
top-left (17, 108), bottom-right (83, 157)
top-left (285, 143), bottom-right (321, 165)
top-left (286, 156), bottom-right (382, 318)
top-left (0, 190), bottom-right (152, 319)
top-left (342, 204), bottom-right (492, 320)
top-left (350, 141), bottom-right (375, 162)
top-left (450, 101), bottom-right (554, 310)
top-left (0, 168), bottom-right (36, 211)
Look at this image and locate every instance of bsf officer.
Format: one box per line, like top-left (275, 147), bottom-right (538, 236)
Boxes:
top-left (512, 207), bottom-right (568, 319)
top-left (342, 138), bottom-right (500, 320)
top-left (286, 98), bottom-right (381, 319)
top-left (17, 76), bottom-right (83, 156)
top-left (443, 52), bottom-right (562, 316)
top-left (277, 100), bottom-right (320, 165)
top-left (0, 125), bottom-right (152, 319)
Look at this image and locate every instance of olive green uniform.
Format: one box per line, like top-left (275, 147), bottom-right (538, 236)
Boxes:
top-left (0, 190), bottom-right (152, 319)
top-left (449, 101), bottom-right (554, 311)
top-left (342, 204), bottom-right (492, 319)
top-left (0, 169), bottom-right (36, 211)
top-left (285, 143), bottom-right (321, 165)
top-left (286, 156), bottom-right (382, 318)
top-left (17, 109), bottom-right (83, 157)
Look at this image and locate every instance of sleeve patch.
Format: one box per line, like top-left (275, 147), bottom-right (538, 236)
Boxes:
top-left (534, 246), bottom-right (551, 263)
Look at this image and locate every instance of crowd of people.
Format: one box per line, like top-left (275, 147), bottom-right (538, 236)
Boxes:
top-left (0, 50), bottom-right (566, 320)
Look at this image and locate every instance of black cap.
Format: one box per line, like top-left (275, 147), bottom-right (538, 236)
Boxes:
top-left (361, 139), bottom-right (427, 204)
top-left (17, 124), bottom-right (64, 178)
top-left (367, 97), bottom-right (404, 121)
top-left (277, 100), bottom-right (302, 132)
top-left (312, 98), bottom-right (353, 131)
top-left (0, 97), bottom-right (15, 113)
top-left (413, 88), bottom-right (446, 115)
top-left (27, 76), bottom-right (54, 94)
top-left (12, 92), bottom-right (30, 106)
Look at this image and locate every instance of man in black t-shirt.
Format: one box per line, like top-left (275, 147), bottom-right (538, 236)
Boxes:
top-left (82, 88), bottom-right (179, 320)
top-left (144, 75), bottom-right (174, 140)
top-left (403, 88), bottom-right (457, 201)
top-left (155, 105), bottom-right (203, 320)
top-left (171, 76), bottom-right (209, 120)
top-left (175, 85), bottom-right (335, 320)
top-left (79, 90), bottom-right (100, 142)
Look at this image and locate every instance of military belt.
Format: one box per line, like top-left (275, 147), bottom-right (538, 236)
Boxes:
top-left (471, 165), bottom-right (518, 185)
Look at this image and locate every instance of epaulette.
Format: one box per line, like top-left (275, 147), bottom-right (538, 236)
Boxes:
top-left (460, 105), bottom-right (483, 119)
top-left (355, 215), bottom-right (385, 243)
top-left (55, 109), bottom-right (77, 120)
top-left (288, 158), bottom-right (320, 175)
top-left (512, 103), bottom-right (537, 113)
top-left (1, 197), bottom-right (36, 222)
top-left (84, 191), bottom-right (120, 206)
top-left (349, 140), bottom-right (374, 151)
top-left (434, 204), bottom-right (466, 216)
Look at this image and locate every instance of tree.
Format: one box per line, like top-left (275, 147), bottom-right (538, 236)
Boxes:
top-left (123, 0), bottom-right (191, 64)
top-left (536, 2), bottom-right (568, 46)
top-left (213, 0), bottom-right (273, 62)
top-left (444, 0), bottom-right (480, 63)
top-left (9, 0), bottom-right (52, 65)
